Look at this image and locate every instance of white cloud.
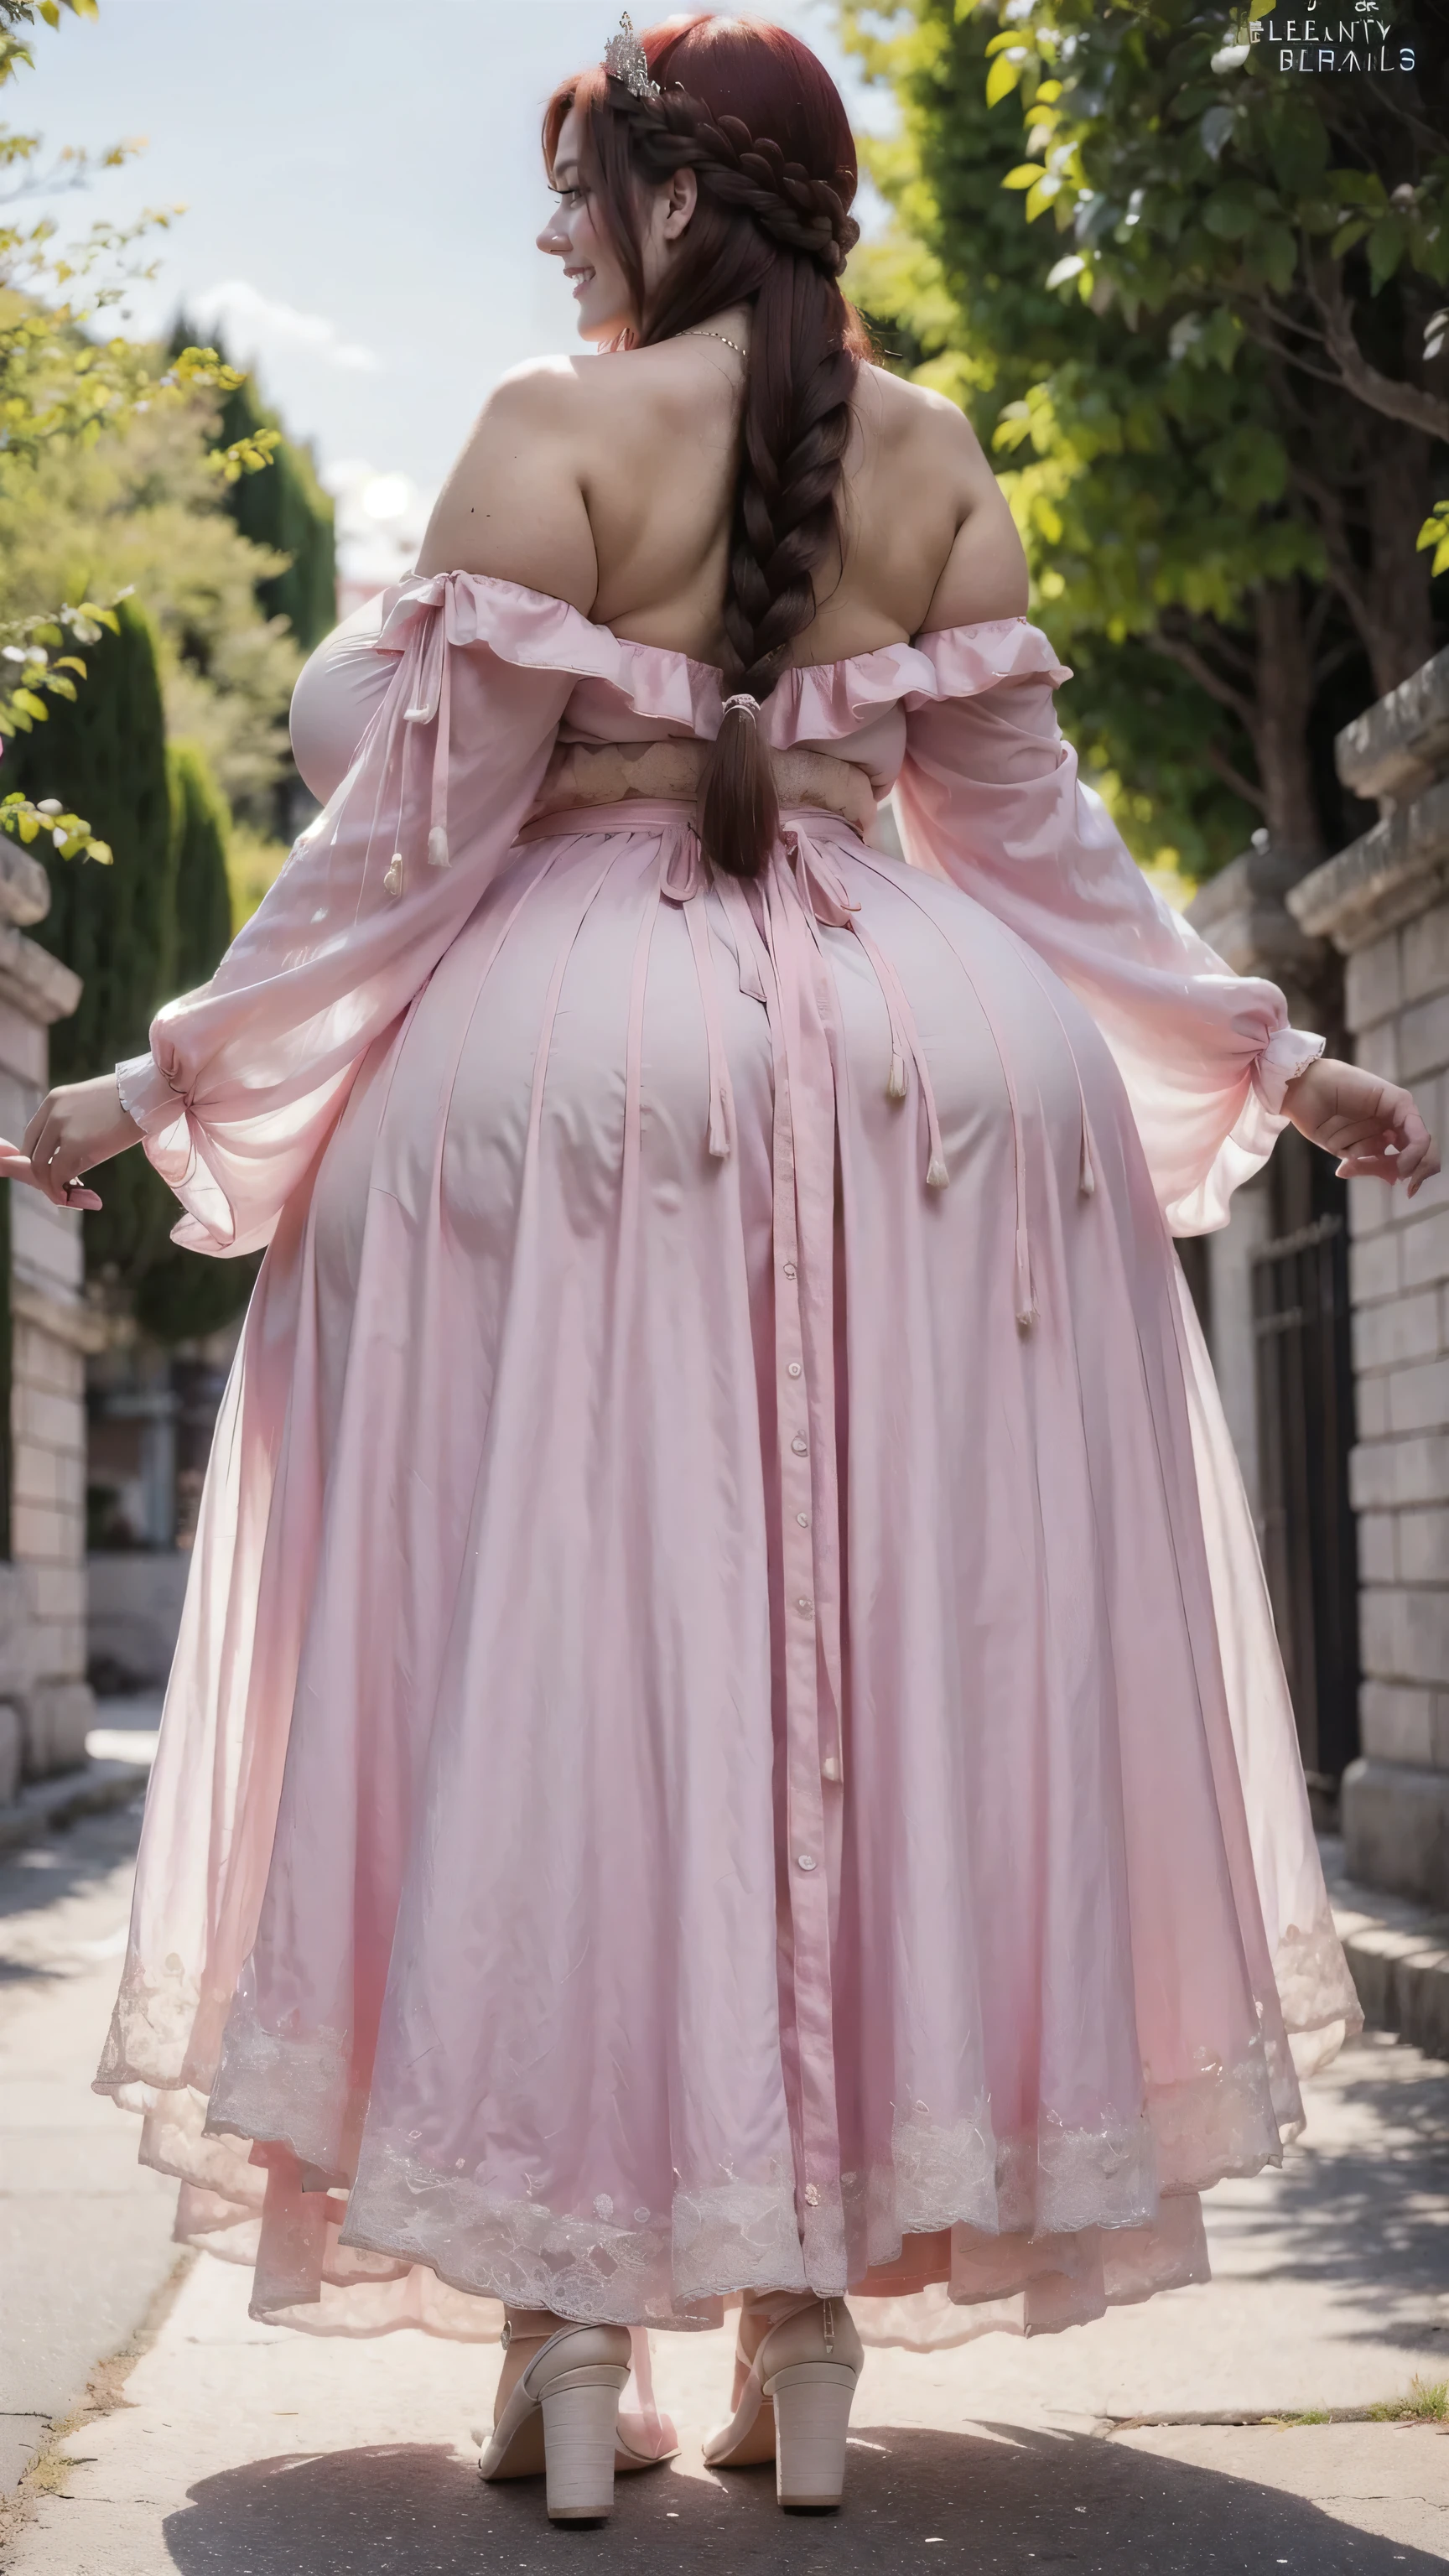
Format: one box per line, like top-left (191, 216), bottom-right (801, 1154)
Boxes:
top-left (190, 278), bottom-right (381, 373)
top-left (322, 458), bottom-right (438, 594)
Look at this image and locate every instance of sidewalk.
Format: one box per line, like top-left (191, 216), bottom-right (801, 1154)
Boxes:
top-left (2, 1796), bottom-right (1446, 2570)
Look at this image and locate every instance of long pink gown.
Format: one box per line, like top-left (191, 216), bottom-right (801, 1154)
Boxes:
top-left (97, 572), bottom-right (1359, 2356)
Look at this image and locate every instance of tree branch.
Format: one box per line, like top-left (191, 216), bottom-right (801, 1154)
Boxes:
top-left (1305, 247), bottom-right (1449, 444)
top-left (1202, 740), bottom-right (1268, 816)
top-left (1150, 624), bottom-right (1258, 725)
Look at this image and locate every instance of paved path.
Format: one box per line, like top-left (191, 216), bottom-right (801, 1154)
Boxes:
top-left (3, 1799), bottom-right (1447, 2569)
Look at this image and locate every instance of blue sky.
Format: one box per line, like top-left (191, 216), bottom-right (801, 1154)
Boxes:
top-left (23, 3), bottom-right (891, 582)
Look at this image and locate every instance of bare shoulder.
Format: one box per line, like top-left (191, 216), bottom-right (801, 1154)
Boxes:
top-left (415, 358), bottom-right (599, 605)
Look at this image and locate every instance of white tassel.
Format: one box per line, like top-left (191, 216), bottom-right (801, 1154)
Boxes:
top-left (926, 1151), bottom-right (949, 1189)
top-left (886, 1047), bottom-right (907, 1103)
top-left (383, 853), bottom-right (404, 898)
top-left (428, 824), bottom-right (450, 869)
top-left (1078, 1118), bottom-right (1097, 1197)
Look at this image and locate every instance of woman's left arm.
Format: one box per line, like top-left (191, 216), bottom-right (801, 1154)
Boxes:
top-left (1282, 1055), bottom-right (1439, 1197)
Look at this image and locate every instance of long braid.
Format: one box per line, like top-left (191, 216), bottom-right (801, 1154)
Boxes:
top-left (595, 74), bottom-right (864, 877)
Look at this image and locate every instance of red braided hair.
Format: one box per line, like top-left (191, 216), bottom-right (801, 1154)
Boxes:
top-left (544, 15), bottom-right (871, 880)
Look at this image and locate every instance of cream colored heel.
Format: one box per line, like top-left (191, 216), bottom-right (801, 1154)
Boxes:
top-left (539, 2371), bottom-right (632, 2521)
top-left (770, 2363), bottom-right (858, 2510)
top-left (703, 2294), bottom-right (864, 2512)
top-left (477, 2319), bottom-right (631, 2522)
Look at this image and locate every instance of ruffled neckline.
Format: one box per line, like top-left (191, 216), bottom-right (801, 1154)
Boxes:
top-left (375, 570), bottom-right (1070, 745)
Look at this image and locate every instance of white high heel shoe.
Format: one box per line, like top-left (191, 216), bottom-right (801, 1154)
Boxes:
top-left (704, 2293), bottom-right (865, 2511)
top-left (476, 2318), bottom-right (633, 2522)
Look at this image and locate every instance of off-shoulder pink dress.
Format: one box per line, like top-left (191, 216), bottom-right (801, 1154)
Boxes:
top-left (97, 574), bottom-right (1359, 2360)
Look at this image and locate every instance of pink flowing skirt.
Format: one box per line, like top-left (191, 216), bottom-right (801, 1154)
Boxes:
top-left (97, 804), bottom-right (1352, 2349)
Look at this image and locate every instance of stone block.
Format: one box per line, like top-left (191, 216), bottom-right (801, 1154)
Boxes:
top-left (1360, 1678), bottom-right (1434, 1765)
top-left (1353, 1286), bottom-right (1441, 1371)
top-left (1345, 931), bottom-right (1403, 1029)
top-left (0, 1701), bottom-right (20, 1807)
top-left (1349, 1228), bottom-right (1400, 1305)
top-left (1342, 1755), bottom-right (1449, 1907)
top-left (1356, 1509), bottom-right (1397, 1581)
top-left (1352, 1431), bottom-right (1449, 1510)
top-left (10, 1498), bottom-right (70, 1564)
top-left (1399, 987), bottom-right (1449, 1080)
top-left (23, 1561), bottom-right (83, 1624)
top-left (1355, 1017), bottom-right (1402, 1081)
top-left (1335, 641), bottom-right (1449, 802)
top-left (1387, 1355), bottom-right (1449, 1435)
top-left (1360, 1581), bottom-right (1449, 1685)
top-left (1398, 1506), bottom-right (1449, 1584)
top-left (1347, 1174), bottom-right (1394, 1239)
top-left (12, 1384), bottom-right (74, 1452)
top-left (86, 1550), bottom-right (191, 1693)
top-left (10, 1184), bottom-right (82, 1295)
top-left (1401, 904), bottom-right (1449, 1005)
top-left (0, 996), bottom-right (45, 1087)
top-left (19, 1675), bottom-right (94, 1779)
top-left (1354, 1379), bottom-right (1391, 1440)
top-left (1400, 1207), bottom-right (1449, 1290)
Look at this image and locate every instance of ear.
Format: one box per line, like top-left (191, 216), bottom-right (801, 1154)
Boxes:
top-left (660, 164), bottom-right (699, 242)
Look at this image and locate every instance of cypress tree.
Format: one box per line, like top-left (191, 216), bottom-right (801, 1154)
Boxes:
top-left (9, 595), bottom-right (178, 1082)
top-left (169, 321), bottom-right (337, 654)
top-left (8, 624), bottom-right (258, 1337)
top-left (168, 741), bottom-right (234, 994)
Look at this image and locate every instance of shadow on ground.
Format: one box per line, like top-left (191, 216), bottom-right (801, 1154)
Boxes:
top-left (1213, 2038), bottom-right (1449, 2360)
top-left (160, 2422), bottom-right (1437, 2573)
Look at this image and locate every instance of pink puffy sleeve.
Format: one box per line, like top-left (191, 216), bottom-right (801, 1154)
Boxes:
top-left (896, 622), bottom-right (1323, 1233)
top-left (115, 574), bottom-right (584, 1257)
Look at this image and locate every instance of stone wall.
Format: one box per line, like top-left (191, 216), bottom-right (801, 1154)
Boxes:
top-left (0, 841), bottom-right (101, 1803)
top-left (1291, 644), bottom-right (1449, 1905)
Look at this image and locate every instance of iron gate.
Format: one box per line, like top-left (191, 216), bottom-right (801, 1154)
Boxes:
top-left (1251, 1203), bottom-right (1359, 1794)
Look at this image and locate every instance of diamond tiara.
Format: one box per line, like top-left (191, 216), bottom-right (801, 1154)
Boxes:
top-left (602, 11), bottom-right (661, 101)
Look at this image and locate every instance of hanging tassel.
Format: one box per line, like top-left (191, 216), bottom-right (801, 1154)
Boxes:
top-left (886, 1044), bottom-right (907, 1103)
top-left (1014, 1220), bottom-right (1037, 1331)
top-left (1079, 1115), bottom-right (1097, 1197)
top-left (926, 1151), bottom-right (950, 1189)
top-left (427, 824), bottom-right (450, 869)
top-left (383, 853), bottom-right (404, 898)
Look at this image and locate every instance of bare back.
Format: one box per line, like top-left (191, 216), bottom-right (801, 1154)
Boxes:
top-left (418, 340), bottom-right (1028, 668)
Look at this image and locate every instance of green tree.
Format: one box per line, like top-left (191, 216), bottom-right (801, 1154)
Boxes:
top-left (169, 740), bottom-right (231, 992)
top-left (0, 0), bottom-right (276, 859)
top-left (842, 0), bottom-right (1446, 875)
top-left (214, 363), bottom-right (336, 655)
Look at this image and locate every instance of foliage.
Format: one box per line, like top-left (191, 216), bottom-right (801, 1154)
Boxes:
top-left (841, 0), bottom-right (1447, 875)
top-left (211, 356), bottom-right (335, 655)
top-left (226, 819), bottom-right (288, 930)
top-left (168, 739), bottom-right (231, 992)
top-left (5, 605), bottom-right (257, 1333)
top-left (4, 595), bottom-right (179, 1289)
top-left (0, 399), bottom-right (304, 819)
top-left (0, 0), bottom-right (277, 848)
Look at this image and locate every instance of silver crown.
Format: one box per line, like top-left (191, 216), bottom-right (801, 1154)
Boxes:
top-left (603, 11), bottom-right (661, 99)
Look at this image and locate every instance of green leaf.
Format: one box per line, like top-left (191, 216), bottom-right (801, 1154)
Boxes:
top-left (1202, 182), bottom-right (1261, 241)
top-left (1003, 164), bottom-right (1046, 190)
top-left (1367, 215), bottom-right (1408, 293)
top-left (986, 50), bottom-right (1026, 106)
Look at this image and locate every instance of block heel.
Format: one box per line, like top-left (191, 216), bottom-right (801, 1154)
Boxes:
top-left (703, 2293), bottom-right (864, 2511)
top-left (478, 2319), bottom-right (632, 2522)
top-left (539, 2367), bottom-right (632, 2521)
top-left (768, 2361), bottom-right (858, 2510)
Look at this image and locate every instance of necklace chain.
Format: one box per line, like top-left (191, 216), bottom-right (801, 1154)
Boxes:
top-left (683, 327), bottom-right (749, 361)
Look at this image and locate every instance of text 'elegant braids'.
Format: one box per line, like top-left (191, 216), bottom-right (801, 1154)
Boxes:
top-left (548, 18), bottom-right (867, 879)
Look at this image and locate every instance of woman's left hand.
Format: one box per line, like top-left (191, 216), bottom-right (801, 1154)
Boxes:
top-left (0, 1072), bottom-right (143, 1212)
top-left (1282, 1055), bottom-right (1441, 1198)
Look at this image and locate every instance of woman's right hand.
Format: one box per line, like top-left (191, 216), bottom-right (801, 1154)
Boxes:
top-left (0, 1072), bottom-right (143, 1211)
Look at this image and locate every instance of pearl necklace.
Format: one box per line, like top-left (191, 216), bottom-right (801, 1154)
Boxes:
top-left (683, 327), bottom-right (749, 361)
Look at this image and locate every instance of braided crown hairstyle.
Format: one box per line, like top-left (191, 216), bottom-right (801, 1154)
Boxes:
top-left (544, 14), bottom-right (869, 880)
